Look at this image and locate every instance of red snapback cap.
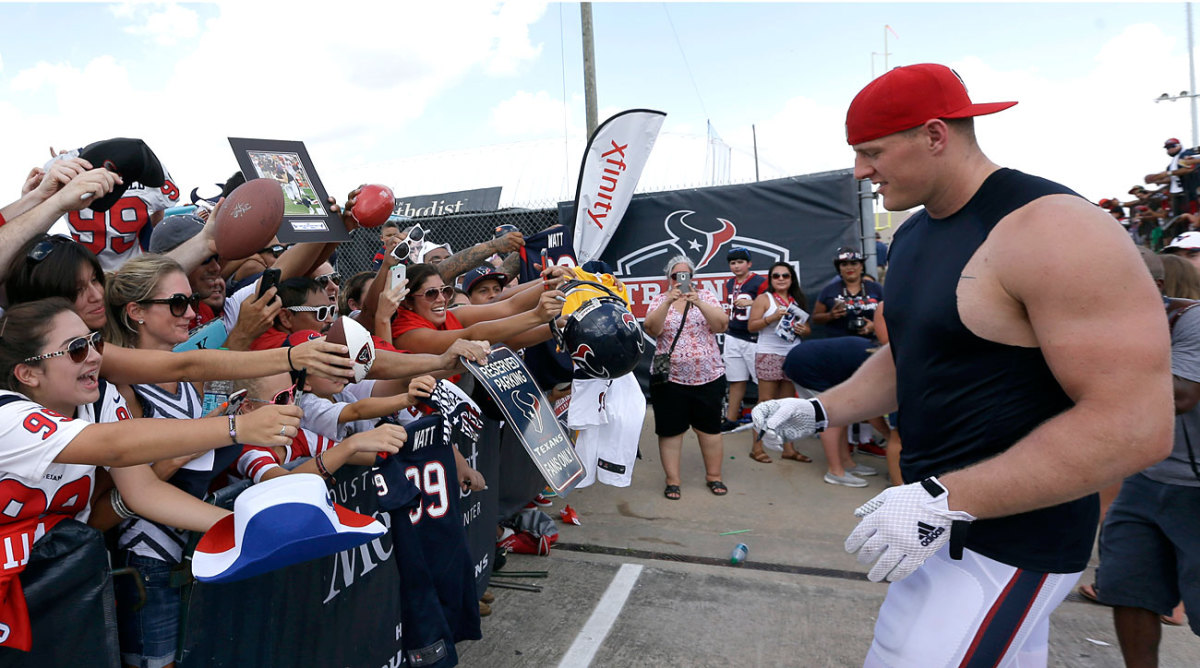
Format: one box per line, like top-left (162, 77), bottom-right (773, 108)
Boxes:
top-left (846, 63), bottom-right (1018, 145)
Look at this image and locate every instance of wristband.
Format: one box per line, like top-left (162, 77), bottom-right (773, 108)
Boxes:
top-left (287, 346), bottom-right (297, 371)
top-left (110, 488), bottom-right (136, 520)
top-left (314, 452), bottom-right (334, 482)
top-left (228, 414), bottom-right (239, 444)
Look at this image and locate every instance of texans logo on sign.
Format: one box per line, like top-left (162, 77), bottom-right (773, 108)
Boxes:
top-left (511, 391), bottom-right (544, 433)
top-left (571, 343), bottom-right (608, 378)
top-left (664, 210), bottom-right (737, 270)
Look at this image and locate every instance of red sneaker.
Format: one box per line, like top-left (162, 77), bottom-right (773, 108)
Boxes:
top-left (856, 442), bottom-right (887, 458)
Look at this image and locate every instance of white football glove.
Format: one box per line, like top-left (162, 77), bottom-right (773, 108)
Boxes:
top-left (844, 477), bottom-right (976, 583)
top-left (751, 397), bottom-right (828, 447)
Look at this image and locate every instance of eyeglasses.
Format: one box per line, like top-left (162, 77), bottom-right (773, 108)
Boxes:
top-left (27, 235), bottom-right (74, 264)
top-left (416, 286), bottom-right (455, 301)
top-left (285, 304), bottom-right (338, 322)
top-left (315, 272), bottom-right (340, 288)
top-left (138, 293), bottom-right (201, 318)
top-left (22, 331), bottom-right (104, 365)
top-left (770, 273), bottom-right (792, 279)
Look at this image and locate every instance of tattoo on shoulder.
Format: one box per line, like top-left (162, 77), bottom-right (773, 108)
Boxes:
top-left (960, 275), bottom-right (976, 280)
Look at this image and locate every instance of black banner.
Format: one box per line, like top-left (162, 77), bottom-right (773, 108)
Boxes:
top-left (463, 347), bottom-right (584, 496)
top-left (180, 466), bottom-right (403, 668)
top-left (557, 171), bottom-right (861, 391)
top-left (393, 187), bottom-right (502, 218)
top-left (448, 402), bottom-right (498, 598)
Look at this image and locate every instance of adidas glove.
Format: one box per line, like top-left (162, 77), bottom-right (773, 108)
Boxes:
top-left (751, 397), bottom-right (829, 448)
top-left (844, 477), bottom-right (976, 583)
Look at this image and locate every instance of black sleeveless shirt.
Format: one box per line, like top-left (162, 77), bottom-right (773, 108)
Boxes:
top-left (885, 168), bottom-right (1098, 573)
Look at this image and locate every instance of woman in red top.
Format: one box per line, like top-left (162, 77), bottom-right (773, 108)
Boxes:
top-left (391, 264), bottom-right (564, 354)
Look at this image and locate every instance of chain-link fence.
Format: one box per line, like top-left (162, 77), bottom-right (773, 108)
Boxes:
top-left (334, 199), bottom-right (564, 281)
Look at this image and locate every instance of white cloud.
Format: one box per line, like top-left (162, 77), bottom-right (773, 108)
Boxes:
top-left (112, 2), bottom-right (200, 47)
top-left (490, 90), bottom-right (577, 136)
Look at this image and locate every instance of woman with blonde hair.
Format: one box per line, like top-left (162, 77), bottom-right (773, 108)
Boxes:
top-left (1161, 253), bottom-right (1200, 299)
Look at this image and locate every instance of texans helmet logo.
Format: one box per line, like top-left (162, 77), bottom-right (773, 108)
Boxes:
top-left (664, 210), bottom-right (737, 270)
top-left (571, 343), bottom-right (609, 378)
top-left (356, 344), bottom-right (373, 365)
top-left (510, 391), bottom-right (545, 433)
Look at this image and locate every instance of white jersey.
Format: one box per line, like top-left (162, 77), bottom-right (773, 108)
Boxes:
top-left (0, 384), bottom-right (132, 527)
top-left (297, 380), bottom-right (379, 441)
top-left (53, 154), bottom-right (180, 271)
top-left (568, 373), bottom-right (645, 488)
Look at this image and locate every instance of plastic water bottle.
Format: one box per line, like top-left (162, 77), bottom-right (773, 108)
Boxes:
top-left (202, 379), bottom-right (233, 416)
top-left (730, 543), bottom-right (748, 565)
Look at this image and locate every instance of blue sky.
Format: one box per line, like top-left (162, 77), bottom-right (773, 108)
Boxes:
top-left (1, 2), bottom-right (1197, 208)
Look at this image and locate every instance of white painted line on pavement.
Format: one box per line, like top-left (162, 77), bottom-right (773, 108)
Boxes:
top-left (557, 563), bottom-right (644, 668)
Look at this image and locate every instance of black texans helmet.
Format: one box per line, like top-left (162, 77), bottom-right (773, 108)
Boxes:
top-left (552, 280), bottom-right (645, 379)
top-left (833, 246), bottom-right (865, 269)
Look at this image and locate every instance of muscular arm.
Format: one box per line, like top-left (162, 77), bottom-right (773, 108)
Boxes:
top-left (938, 197), bottom-right (1173, 518)
top-left (437, 237), bottom-right (510, 284)
top-left (817, 344), bottom-right (900, 426)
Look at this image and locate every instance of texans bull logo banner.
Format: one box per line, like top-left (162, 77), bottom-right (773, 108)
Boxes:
top-left (462, 346), bottom-right (585, 496)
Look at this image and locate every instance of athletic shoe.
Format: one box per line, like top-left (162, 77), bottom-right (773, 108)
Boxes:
top-left (823, 471), bottom-right (868, 487)
top-left (529, 493), bottom-right (552, 508)
top-left (540, 486), bottom-right (558, 499)
top-left (737, 413), bottom-right (753, 424)
top-left (856, 442), bottom-right (887, 458)
top-left (720, 419), bottom-right (741, 433)
top-left (848, 463), bottom-right (878, 477)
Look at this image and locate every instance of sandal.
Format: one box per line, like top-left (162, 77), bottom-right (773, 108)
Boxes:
top-left (663, 484), bottom-right (681, 500)
top-left (706, 480), bottom-right (728, 496)
top-left (750, 450), bottom-right (773, 463)
top-left (781, 452), bottom-right (812, 463)
top-left (1077, 583), bottom-right (1110, 606)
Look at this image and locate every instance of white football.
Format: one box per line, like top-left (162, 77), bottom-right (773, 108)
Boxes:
top-left (326, 316), bottom-right (375, 382)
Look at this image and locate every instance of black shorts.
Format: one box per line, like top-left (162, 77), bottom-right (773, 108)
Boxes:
top-left (649, 375), bottom-right (726, 437)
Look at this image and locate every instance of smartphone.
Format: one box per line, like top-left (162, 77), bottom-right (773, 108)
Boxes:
top-left (258, 268), bottom-right (281, 301)
top-left (675, 272), bottom-right (692, 293)
top-left (222, 389), bottom-right (248, 416)
top-left (390, 263), bottom-right (407, 291)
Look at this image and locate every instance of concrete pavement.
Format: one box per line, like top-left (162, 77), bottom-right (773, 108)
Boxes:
top-left (459, 408), bottom-right (1200, 667)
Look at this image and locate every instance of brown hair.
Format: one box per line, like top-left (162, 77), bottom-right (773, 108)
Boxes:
top-left (1162, 254), bottom-right (1200, 299)
top-left (0, 298), bottom-right (76, 392)
top-left (103, 254), bottom-right (186, 348)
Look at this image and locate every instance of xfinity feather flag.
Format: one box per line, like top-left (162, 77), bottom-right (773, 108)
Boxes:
top-left (572, 109), bottom-right (666, 264)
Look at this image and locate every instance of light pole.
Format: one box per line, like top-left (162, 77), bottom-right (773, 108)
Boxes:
top-left (1155, 91), bottom-right (1200, 147)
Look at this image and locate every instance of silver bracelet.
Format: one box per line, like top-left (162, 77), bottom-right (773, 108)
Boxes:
top-left (110, 487), bottom-right (136, 520)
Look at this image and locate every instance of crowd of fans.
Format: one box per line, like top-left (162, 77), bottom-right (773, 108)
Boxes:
top-left (0, 138), bottom-right (586, 665)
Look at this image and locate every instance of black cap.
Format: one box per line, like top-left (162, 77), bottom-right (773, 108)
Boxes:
top-left (77, 137), bottom-right (165, 212)
top-left (726, 247), bottom-right (751, 262)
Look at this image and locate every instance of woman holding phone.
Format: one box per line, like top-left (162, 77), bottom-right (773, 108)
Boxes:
top-left (642, 255), bottom-right (730, 500)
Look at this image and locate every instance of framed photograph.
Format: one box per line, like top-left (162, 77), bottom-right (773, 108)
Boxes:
top-left (228, 137), bottom-right (349, 244)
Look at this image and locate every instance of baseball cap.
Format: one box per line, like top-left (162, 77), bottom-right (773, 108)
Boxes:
top-left (77, 137), bottom-right (166, 212)
top-left (1138, 247), bottom-right (1165, 282)
top-left (1165, 138), bottom-right (1182, 148)
top-left (149, 214), bottom-right (205, 253)
top-left (845, 63), bottom-right (1018, 145)
top-left (461, 265), bottom-right (509, 293)
top-left (726, 247), bottom-right (751, 262)
top-left (1165, 231), bottom-right (1200, 251)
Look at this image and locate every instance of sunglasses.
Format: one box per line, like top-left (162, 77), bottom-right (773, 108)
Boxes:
top-left (315, 272), bottom-right (341, 288)
top-left (23, 331), bottom-right (104, 365)
top-left (138, 293), bottom-right (201, 317)
top-left (416, 285), bottom-right (455, 301)
top-left (27, 235), bottom-right (74, 264)
top-left (285, 304), bottom-right (338, 322)
top-left (260, 245), bottom-right (286, 257)
top-left (770, 273), bottom-right (792, 279)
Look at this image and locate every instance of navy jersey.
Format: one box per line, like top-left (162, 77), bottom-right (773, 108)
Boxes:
top-left (374, 415), bottom-right (481, 667)
top-left (724, 274), bottom-right (767, 341)
top-left (815, 278), bottom-right (884, 337)
top-left (519, 226), bottom-right (577, 388)
top-left (885, 168), bottom-right (1095, 573)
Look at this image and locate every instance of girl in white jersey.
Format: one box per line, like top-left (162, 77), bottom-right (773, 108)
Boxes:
top-left (0, 299), bottom-right (300, 653)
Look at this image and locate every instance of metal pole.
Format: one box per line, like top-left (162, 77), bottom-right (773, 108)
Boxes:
top-left (752, 124), bottom-right (760, 182)
top-left (581, 3), bottom-right (599, 137)
top-left (1190, 3), bottom-right (1198, 147)
top-left (858, 179), bottom-right (878, 278)
top-left (883, 26), bottom-right (889, 72)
